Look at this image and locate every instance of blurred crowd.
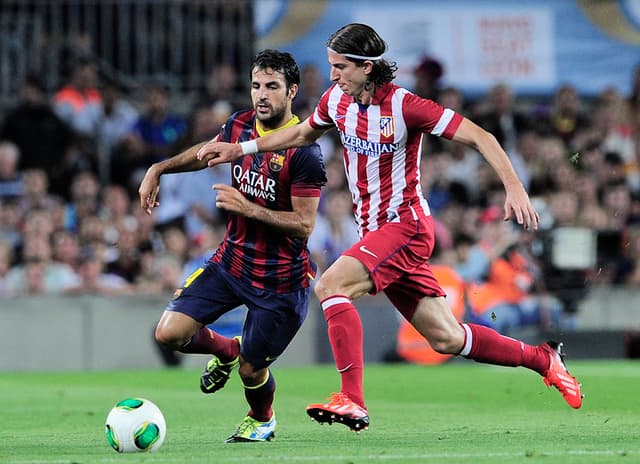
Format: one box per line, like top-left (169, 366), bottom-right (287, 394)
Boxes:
top-left (1, 55), bottom-right (640, 335)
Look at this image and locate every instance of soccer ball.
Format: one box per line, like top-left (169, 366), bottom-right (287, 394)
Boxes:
top-left (105, 398), bottom-right (166, 453)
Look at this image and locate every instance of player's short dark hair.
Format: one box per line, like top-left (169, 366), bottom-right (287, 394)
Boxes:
top-left (327, 23), bottom-right (397, 87)
top-left (251, 49), bottom-right (300, 90)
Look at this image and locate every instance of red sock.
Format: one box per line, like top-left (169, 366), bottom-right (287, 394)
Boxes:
top-left (181, 327), bottom-right (239, 363)
top-left (322, 295), bottom-right (365, 408)
top-left (460, 323), bottom-right (550, 374)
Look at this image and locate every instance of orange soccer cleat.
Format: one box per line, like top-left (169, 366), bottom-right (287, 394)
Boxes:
top-left (541, 341), bottom-right (583, 409)
top-left (306, 392), bottom-right (370, 432)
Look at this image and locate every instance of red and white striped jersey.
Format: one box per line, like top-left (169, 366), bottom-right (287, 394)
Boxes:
top-left (309, 82), bottom-right (462, 237)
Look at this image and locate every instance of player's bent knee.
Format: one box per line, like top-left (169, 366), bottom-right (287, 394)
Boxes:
top-left (238, 362), bottom-right (267, 386)
top-left (424, 328), bottom-right (464, 355)
top-left (154, 325), bottom-right (189, 349)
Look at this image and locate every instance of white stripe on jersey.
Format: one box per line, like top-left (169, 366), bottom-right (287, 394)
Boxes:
top-left (431, 108), bottom-right (455, 136)
top-left (387, 89), bottom-right (409, 224)
top-left (365, 104), bottom-right (381, 231)
top-left (339, 94), bottom-right (364, 235)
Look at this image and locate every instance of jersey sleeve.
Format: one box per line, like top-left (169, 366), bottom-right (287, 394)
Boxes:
top-left (218, 110), bottom-right (254, 143)
top-left (308, 85), bottom-right (336, 130)
top-left (289, 143), bottom-right (327, 197)
top-left (402, 92), bottom-right (463, 139)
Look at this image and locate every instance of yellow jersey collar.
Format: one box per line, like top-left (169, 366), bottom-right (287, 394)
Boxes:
top-left (256, 114), bottom-right (300, 137)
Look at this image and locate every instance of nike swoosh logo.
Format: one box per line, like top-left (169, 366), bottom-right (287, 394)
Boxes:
top-left (265, 356), bottom-right (278, 362)
top-left (359, 245), bottom-right (378, 258)
top-left (337, 363), bottom-right (353, 373)
top-left (334, 114), bottom-right (346, 120)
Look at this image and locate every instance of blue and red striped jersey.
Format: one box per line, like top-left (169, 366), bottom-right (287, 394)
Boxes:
top-left (210, 110), bottom-right (327, 293)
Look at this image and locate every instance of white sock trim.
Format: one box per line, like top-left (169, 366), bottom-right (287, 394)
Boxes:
top-left (460, 323), bottom-right (473, 356)
top-left (321, 296), bottom-right (351, 312)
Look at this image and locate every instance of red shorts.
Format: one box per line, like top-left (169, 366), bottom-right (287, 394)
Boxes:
top-left (343, 215), bottom-right (445, 321)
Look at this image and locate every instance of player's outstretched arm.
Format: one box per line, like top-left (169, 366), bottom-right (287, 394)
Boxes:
top-left (196, 118), bottom-right (327, 167)
top-left (451, 118), bottom-right (539, 230)
top-left (138, 139), bottom-right (214, 214)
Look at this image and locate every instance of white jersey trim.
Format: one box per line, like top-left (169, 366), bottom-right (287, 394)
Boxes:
top-left (431, 108), bottom-right (455, 136)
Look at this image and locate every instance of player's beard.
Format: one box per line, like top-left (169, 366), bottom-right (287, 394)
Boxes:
top-left (257, 105), bottom-right (287, 130)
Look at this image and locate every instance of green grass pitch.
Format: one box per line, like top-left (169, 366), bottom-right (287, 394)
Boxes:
top-left (1, 361), bottom-right (639, 463)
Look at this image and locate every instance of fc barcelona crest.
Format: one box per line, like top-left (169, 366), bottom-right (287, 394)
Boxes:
top-left (268, 152), bottom-right (285, 171)
top-left (380, 116), bottom-right (394, 138)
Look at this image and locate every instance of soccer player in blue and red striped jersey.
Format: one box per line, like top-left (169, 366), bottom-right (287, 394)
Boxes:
top-left (139, 49), bottom-right (327, 442)
top-left (196, 24), bottom-right (583, 433)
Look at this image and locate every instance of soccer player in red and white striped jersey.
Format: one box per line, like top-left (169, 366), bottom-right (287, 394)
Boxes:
top-left (197, 23), bottom-right (583, 432)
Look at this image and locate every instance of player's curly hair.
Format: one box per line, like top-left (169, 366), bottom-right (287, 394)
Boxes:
top-left (251, 49), bottom-right (300, 90)
top-left (327, 23), bottom-right (398, 88)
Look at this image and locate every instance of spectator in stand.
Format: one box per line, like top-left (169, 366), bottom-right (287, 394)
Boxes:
top-left (547, 190), bottom-right (580, 228)
top-left (96, 81), bottom-right (139, 179)
top-left (528, 136), bottom-right (571, 196)
top-left (0, 141), bottom-right (23, 199)
top-left (293, 63), bottom-right (327, 116)
top-left (118, 81), bottom-right (188, 226)
top-left (179, 224), bottom-right (224, 283)
top-left (0, 199), bottom-right (22, 252)
top-left (172, 105), bottom-right (230, 238)
top-left (51, 229), bottom-right (83, 273)
top-left (160, 226), bottom-right (190, 264)
top-left (601, 180), bottom-right (632, 230)
top-left (412, 55), bottom-right (443, 101)
top-left (64, 247), bottom-right (133, 296)
top-left (77, 214), bottom-right (106, 247)
top-left (22, 208), bottom-right (56, 243)
top-left (52, 58), bottom-right (102, 140)
top-left (538, 84), bottom-right (590, 144)
top-left (465, 208), bottom-right (562, 334)
top-left (508, 129), bottom-right (540, 191)
top-left (199, 62), bottom-right (249, 111)
top-left (65, 171), bottom-right (101, 232)
top-left (0, 74), bottom-right (73, 189)
top-left (5, 234), bottom-right (80, 296)
top-left (17, 169), bottom-right (60, 216)
top-left (475, 83), bottom-right (531, 154)
top-left (135, 252), bottom-right (184, 296)
top-left (421, 151), bottom-right (470, 215)
top-left (105, 217), bottom-right (142, 283)
top-left (592, 88), bottom-right (639, 192)
top-left (308, 189), bottom-right (360, 273)
top-left (118, 81), bottom-right (188, 188)
top-left (100, 184), bottom-right (132, 223)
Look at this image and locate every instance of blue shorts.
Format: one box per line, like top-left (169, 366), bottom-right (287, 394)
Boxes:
top-left (167, 261), bottom-right (310, 369)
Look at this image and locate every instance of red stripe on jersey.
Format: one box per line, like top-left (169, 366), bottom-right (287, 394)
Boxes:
top-left (354, 104), bottom-right (372, 231)
top-left (376, 95), bottom-right (396, 230)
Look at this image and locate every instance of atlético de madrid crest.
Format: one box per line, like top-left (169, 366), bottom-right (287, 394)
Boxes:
top-left (268, 152), bottom-right (286, 171)
top-left (380, 116), bottom-right (394, 138)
